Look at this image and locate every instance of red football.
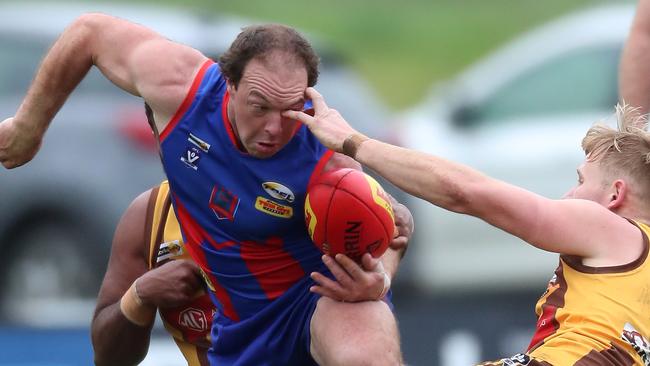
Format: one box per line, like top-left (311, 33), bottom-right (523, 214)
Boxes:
top-left (304, 168), bottom-right (395, 262)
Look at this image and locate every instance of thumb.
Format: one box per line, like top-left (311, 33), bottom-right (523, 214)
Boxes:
top-left (361, 253), bottom-right (381, 272)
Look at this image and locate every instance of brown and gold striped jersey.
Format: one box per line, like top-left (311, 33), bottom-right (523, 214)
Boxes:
top-left (526, 220), bottom-right (650, 365)
top-left (145, 181), bottom-right (213, 366)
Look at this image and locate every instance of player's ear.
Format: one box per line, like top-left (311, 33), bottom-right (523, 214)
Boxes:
top-left (227, 79), bottom-right (236, 94)
top-left (607, 179), bottom-right (627, 210)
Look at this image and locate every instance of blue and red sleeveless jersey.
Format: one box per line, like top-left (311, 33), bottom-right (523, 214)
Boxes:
top-left (158, 60), bottom-right (333, 322)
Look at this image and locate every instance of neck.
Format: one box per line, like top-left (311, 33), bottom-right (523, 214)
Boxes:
top-left (225, 96), bottom-right (245, 151)
top-left (617, 205), bottom-right (650, 225)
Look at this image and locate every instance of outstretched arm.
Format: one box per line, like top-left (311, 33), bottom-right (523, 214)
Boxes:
top-left (0, 13), bottom-right (207, 168)
top-left (620, 0), bottom-right (650, 114)
top-left (285, 88), bottom-right (639, 264)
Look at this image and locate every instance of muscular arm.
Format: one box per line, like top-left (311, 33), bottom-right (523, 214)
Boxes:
top-left (287, 88), bottom-right (637, 264)
top-left (2, 13), bottom-right (207, 169)
top-left (354, 139), bottom-right (639, 263)
top-left (620, 0), bottom-right (650, 114)
top-left (24, 13), bottom-right (205, 129)
top-left (91, 190), bottom-right (153, 366)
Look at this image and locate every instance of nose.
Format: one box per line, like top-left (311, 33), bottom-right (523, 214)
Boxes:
top-left (264, 111), bottom-right (283, 136)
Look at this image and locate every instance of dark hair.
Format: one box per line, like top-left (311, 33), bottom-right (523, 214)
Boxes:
top-left (219, 24), bottom-right (320, 88)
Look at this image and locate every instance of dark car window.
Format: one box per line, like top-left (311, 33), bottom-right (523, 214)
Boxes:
top-left (460, 45), bottom-right (621, 126)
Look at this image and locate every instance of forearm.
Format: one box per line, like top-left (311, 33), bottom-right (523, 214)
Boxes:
top-left (15, 15), bottom-right (97, 134)
top-left (620, 28), bottom-right (650, 113)
top-left (355, 139), bottom-right (485, 214)
top-left (620, 0), bottom-right (650, 114)
top-left (91, 302), bottom-right (154, 366)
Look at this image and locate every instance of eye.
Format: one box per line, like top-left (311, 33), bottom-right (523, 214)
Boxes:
top-left (251, 104), bottom-right (268, 114)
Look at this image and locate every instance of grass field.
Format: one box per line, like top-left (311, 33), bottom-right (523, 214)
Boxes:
top-left (124, 0), bottom-right (625, 109)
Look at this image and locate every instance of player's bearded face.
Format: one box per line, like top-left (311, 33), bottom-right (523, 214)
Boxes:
top-left (227, 55), bottom-right (308, 159)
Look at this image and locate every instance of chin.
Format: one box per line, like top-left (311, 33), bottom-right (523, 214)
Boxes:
top-left (250, 149), bottom-right (277, 159)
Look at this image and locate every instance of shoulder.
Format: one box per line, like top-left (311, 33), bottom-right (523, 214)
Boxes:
top-left (120, 187), bottom-right (159, 228)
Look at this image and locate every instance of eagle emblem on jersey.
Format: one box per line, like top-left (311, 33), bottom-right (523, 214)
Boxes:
top-left (622, 322), bottom-right (650, 365)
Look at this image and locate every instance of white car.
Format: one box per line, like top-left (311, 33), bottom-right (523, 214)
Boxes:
top-left (399, 4), bottom-right (633, 291)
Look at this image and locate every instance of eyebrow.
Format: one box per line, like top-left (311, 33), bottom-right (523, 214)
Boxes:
top-left (249, 91), bottom-right (269, 103)
top-left (249, 91), bottom-right (304, 107)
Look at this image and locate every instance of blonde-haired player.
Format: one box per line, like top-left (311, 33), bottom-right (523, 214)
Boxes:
top-left (287, 91), bottom-right (650, 365)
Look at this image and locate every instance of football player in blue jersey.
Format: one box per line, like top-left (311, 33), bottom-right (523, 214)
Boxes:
top-left (0, 15), bottom-right (413, 366)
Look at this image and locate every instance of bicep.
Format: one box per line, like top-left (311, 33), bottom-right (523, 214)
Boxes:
top-left (87, 13), bottom-right (207, 125)
top-left (472, 180), bottom-right (631, 258)
top-left (93, 189), bottom-right (152, 316)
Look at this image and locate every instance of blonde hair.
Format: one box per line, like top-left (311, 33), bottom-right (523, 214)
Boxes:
top-left (582, 103), bottom-right (650, 201)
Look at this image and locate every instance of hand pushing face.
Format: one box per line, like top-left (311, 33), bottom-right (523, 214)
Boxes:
top-left (227, 52), bottom-right (308, 158)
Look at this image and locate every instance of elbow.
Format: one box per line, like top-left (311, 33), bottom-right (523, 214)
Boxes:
top-left (94, 348), bottom-right (147, 366)
top-left (68, 13), bottom-right (109, 46)
top-left (442, 180), bottom-right (474, 214)
top-left (91, 325), bottom-right (148, 366)
top-left (71, 13), bottom-right (103, 32)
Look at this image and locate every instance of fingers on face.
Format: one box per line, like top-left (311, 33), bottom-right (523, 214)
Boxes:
top-left (305, 87), bottom-right (327, 111)
top-left (282, 109), bottom-right (312, 124)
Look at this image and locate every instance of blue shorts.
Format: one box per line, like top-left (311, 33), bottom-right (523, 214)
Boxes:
top-left (207, 274), bottom-right (394, 366)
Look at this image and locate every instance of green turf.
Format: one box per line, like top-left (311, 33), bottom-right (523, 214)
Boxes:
top-left (111, 0), bottom-right (626, 109)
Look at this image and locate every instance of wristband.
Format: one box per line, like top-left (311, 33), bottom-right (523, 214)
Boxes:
top-left (374, 262), bottom-right (391, 300)
top-left (119, 279), bottom-right (156, 327)
top-left (377, 271), bottom-right (391, 300)
top-left (342, 133), bottom-right (369, 159)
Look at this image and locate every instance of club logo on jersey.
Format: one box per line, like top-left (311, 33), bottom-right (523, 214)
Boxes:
top-left (188, 133), bottom-right (210, 152)
top-left (180, 133), bottom-right (210, 170)
top-left (262, 182), bottom-right (295, 203)
top-left (501, 354), bottom-right (531, 366)
top-left (156, 240), bottom-right (184, 263)
top-left (541, 274), bottom-right (558, 297)
top-left (181, 147), bottom-right (201, 170)
top-left (255, 197), bottom-right (293, 218)
top-left (210, 185), bottom-right (239, 221)
top-left (179, 308), bottom-right (208, 332)
top-left (622, 323), bottom-right (650, 365)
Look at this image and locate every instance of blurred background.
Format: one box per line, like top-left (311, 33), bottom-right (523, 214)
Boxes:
top-left (0, 0), bottom-right (634, 364)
